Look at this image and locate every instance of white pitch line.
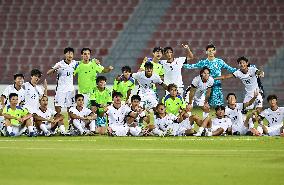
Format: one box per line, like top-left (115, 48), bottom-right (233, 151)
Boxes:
top-left (0, 146), bottom-right (283, 153)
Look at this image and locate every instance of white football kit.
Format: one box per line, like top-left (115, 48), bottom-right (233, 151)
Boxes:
top-left (107, 104), bottom-right (131, 136)
top-left (259, 107), bottom-right (284, 136)
top-left (1, 84), bottom-right (25, 107)
top-left (35, 108), bottom-right (57, 130)
top-left (211, 117), bottom-right (231, 133)
top-left (23, 82), bottom-right (44, 114)
top-left (132, 71), bottom-right (163, 109)
top-left (233, 67), bottom-right (263, 109)
top-left (53, 60), bottom-right (78, 108)
top-left (69, 106), bottom-right (96, 133)
top-left (160, 57), bottom-right (186, 96)
top-left (126, 105), bottom-right (147, 136)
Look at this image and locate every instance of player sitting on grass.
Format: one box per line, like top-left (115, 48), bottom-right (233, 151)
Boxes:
top-left (3, 93), bottom-right (35, 137)
top-left (195, 105), bottom-right (232, 136)
top-left (152, 103), bottom-right (196, 136)
top-left (89, 76), bottom-right (112, 135)
top-left (256, 95), bottom-right (284, 136)
top-left (113, 66), bottom-right (135, 103)
top-left (186, 67), bottom-right (213, 120)
top-left (162, 83), bottom-right (202, 130)
top-left (125, 95), bottom-right (152, 136)
top-left (132, 62), bottom-right (168, 110)
top-left (69, 94), bottom-right (97, 136)
top-left (225, 92), bottom-right (260, 136)
top-left (33, 95), bottom-right (68, 136)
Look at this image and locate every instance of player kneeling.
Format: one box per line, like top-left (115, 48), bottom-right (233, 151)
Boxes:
top-left (3, 93), bottom-right (36, 137)
top-left (125, 95), bottom-right (152, 136)
top-left (33, 95), bottom-right (68, 136)
top-left (153, 103), bottom-right (196, 136)
top-left (69, 94), bottom-right (97, 136)
top-left (256, 95), bottom-right (284, 136)
top-left (195, 105), bottom-right (232, 136)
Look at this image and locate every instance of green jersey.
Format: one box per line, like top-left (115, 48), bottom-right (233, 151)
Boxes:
top-left (113, 77), bottom-right (135, 101)
top-left (3, 105), bottom-right (29, 126)
top-left (89, 87), bottom-right (112, 107)
top-left (74, 59), bottom-right (104, 94)
top-left (140, 58), bottom-right (164, 76)
top-left (162, 94), bottom-right (186, 116)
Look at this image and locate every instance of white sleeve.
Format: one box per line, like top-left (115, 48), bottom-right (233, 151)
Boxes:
top-left (69, 107), bottom-right (76, 114)
top-left (1, 86), bottom-right (10, 98)
top-left (132, 72), bottom-right (140, 80)
top-left (52, 62), bottom-right (61, 69)
top-left (259, 109), bottom-right (268, 119)
top-left (250, 67), bottom-right (257, 75)
top-left (86, 108), bottom-right (92, 116)
top-left (37, 85), bottom-right (44, 96)
top-left (233, 70), bottom-right (239, 78)
top-left (208, 77), bottom-right (214, 88)
top-left (191, 77), bottom-right (199, 87)
top-left (51, 109), bottom-right (57, 116)
top-left (153, 74), bottom-right (163, 84)
top-left (177, 57), bottom-right (187, 65)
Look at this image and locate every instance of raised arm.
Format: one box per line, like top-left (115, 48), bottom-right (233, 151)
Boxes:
top-left (181, 44), bottom-right (194, 61)
top-left (222, 61), bottom-right (237, 73)
top-left (183, 60), bottom-right (205, 70)
top-left (214, 73), bottom-right (234, 80)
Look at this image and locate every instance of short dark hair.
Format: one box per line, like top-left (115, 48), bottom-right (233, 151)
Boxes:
top-left (81, 48), bottom-right (91, 54)
top-left (112, 91), bottom-right (123, 99)
top-left (144, 62), bottom-right (154, 69)
top-left (237, 56), bottom-right (249, 64)
top-left (121, 66), bottom-right (131, 73)
top-left (168, 83), bottom-right (177, 91)
top-left (226, 93), bottom-right (237, 100)
top-left (31, 69), bottom-right (42, 78)
top-left (14, 73), bottom-right (24, 80)
top-left (206, 44), bottom-right (216, 51)
top-left (153, 47), bottom-right (163, 53)
top-left (200, 66), bottom-right (211, 76)
top-left (215, 105), bottom-right (225, 112)
top-left (131, 95), bottom-right (141, 102)
top-left (64, 47), bottom-right (74, 54)
top-left (267, 94), bottom-right (277, 102)
top-left (164, 47), bottom-right (173, 53)
top-left (96, 76), bottom-right (107, 84)
top-left (75, 94), bottom-right (84, 101)
top-left (9, 93), bottom-right (18, 100)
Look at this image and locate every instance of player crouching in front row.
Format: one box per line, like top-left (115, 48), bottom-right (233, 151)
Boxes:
top-left (3, 93), bottom-right (36, 137)
top-left (69, 94), bottom-right (97, 135)
top-left (33, 95), bottom-right (69, 136)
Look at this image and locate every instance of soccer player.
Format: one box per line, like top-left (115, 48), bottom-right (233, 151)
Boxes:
top-left (225, 92), bottom-right (260, 136)
top-left (106, 92), bottom-right (136, 136)
top-left (2, 93), bottom-right (35, 137)
top-left (183, 44), bottom-right (236, 106)
top-left (89, 76), bottom-right (112, 135)
top-left (140, 47), bottom-right (164, 77)
top-left (186, 67), bottom-right (214, 120)
top-left (69, 94), bottom-right (97, 135)
top-left (125, 95), bottom-right (151, 136)
top-left (33, 95), bottom-right (68, 136)
top-left (160, 44), bottom-right (194, 96)
top-left (152, 103), bottom-right (195, 136)
top-left (132, 62), bottom-right (168, 110)
top-left (74, 48), bottom-right (113, 106)
top-left (113, 66), bottom-right (135, 103)
top-left (23, 69), bottom-right (47, 114)
top-left (215, 56), bottom-right (264, 113)
top-left (195, 105), bottom-right (232, 136)
top-left (256, 95), bottom-right (284, 136)
top-left (47, 47), bottom-right (77, 114)
top-left (1, 73), bottom-right (25, 108)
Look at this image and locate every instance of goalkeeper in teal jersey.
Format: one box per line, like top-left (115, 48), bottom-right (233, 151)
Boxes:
top-left (113, 66), bottom-right (135, 103)
top-left (183, 44), bottom-right (236, 107)
top-left (89, 76), bottom-right (112, 135)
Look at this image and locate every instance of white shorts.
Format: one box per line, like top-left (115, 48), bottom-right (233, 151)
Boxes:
top-left (169, 123), bottom-right (188, 136)
top-left (138, 91), bottom-right (158, 110)
top-left (9, 125), bottom-right (27, 136)
top-left (129, 126), bottom-right (142, 136)
top-left (244, 93), bottom-right (263, 110)
top-left (265, 125), bottom-right (283, 136)
top-left (232, 124), bottom-right (249, 135)
top-left (54, 91), bottom-right (75, 108)
top-left (185, 94), bottom-right (205, 107)
top-left (109, 124), bottom-right (129, 136)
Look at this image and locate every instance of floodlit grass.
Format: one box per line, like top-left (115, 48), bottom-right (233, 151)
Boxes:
top-left (0, 136), bottom-right (283, 185)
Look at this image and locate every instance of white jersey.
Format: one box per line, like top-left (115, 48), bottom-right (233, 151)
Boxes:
top-left (35, 108), bottom-right (57, 123)
top-left (53, 60), bottom-right (78, 92)
top-left (233, 67), bottom-right (259, 96)
top-left (154, 114), bottom-right (177, 131)
top-left (132, 71), bottom-right (163, 94)
top-left (191, 75), bottom-right (214, 99)
top-left (260, 107), bottom-right (284, 127)
top-left (127, 105), bottom-right (146, 124)
top-left (107, 104), bottom-right (131, 126)
top-left (212, 117), bottom-right (231, 131)
top-left (23, 82), bottom-right (44, 113)
top-left (69, 106), bottom-right (92, 121)
top-left (1, 85), bottom-right (25, 106)
top-left (160, 57), bottom-right (186, 87)
top-left (225, 103), bottom-right (245, 129)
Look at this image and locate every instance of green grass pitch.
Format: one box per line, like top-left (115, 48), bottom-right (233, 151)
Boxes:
top-left (0, 109), bottom-right (283, 185)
